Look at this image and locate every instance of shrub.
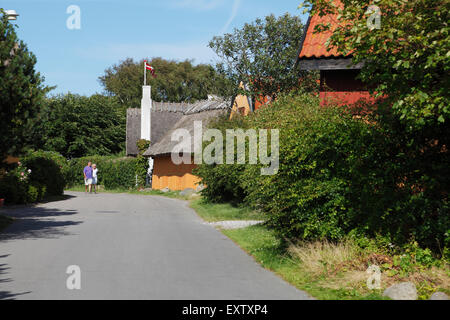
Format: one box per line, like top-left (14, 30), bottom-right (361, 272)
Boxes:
top-left (23, 151), bottom-right (66, 196)
top-left (0, 151), bottom-right (65, 205)
top-left (0, 160), bottom-right (33, 204)
top-left (195, 92), bottom-right (449, 253)
top-left (193, 115), bottom-right (248, 204)
top-left (195, 163), bottom-right (246, 204)
top-left (136, 139), bottom-right (151, 187)
top-left (240, 93), bottom-right (380, 241)
top-left (64, 156), bottom-right (140, 190)
top-left (0, 174), bottom-right (27, 205)
top-left (27, 184), bottom-right (39, 203)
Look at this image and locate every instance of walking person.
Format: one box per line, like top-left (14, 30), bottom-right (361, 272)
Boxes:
top-left (83, 161), bottom-right (93, 193)
top-left (92, 163), bottom-right (98, 194)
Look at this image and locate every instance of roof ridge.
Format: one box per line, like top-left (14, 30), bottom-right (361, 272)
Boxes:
top-left (152, 99), bottom-right (230, 114)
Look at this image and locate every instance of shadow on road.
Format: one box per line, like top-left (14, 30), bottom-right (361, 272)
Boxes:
top-left (0, 194), bottom-right (82, 299)
top-left (0, 206), bottom-right (82, 241)
top-left (39, 194), bottom-right (77, 205)
top-left (0, 291), bottom-right (31, 300)
top-left (0, 255), bottom-right (31, 300)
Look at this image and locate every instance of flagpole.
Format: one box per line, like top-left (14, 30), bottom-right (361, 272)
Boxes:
top-left (144, 60), bottom-right (147, 86)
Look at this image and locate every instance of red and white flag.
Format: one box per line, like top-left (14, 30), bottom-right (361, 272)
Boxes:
top-left (143, 60), bottom-right (156, 86)
top-left (144, 61), bottom-right (155, 76)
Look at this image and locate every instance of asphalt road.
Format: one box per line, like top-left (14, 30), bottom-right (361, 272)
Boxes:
top-left (0, 192), bottom-right (312, 300)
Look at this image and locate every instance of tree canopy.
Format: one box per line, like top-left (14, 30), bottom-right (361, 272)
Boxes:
top-left (33, 94), bottom-right (126, 159)
top-left (301, 0), bottom-right (450, 129)
top-left (99, 57), bottom-right (231, 108)
top-left (209, 13), bottom-right (317, 101)
top-left (0, 11), bottom-right (50, 159)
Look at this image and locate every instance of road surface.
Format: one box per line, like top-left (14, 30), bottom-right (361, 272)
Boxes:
top-left (0, 192), bottom-right (312, 300)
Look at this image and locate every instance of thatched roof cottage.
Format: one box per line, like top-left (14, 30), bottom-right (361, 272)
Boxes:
top-left (126, 90), bottom-right (230, 191)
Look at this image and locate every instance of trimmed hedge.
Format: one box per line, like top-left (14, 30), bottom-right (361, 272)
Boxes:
top-left (64, 156), bottom-right (141, 190)
top-left (194, 92), bottom-right (450, 252)
top-left (0, 151), bottom-right (145, 204)
top-left (0, 149), bottom-right (148, 204)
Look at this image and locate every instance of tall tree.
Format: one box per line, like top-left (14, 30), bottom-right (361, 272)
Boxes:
top-left (209, 13), bottom-right (316, 101)
top-left (99, 57), bottom-right (231, 108)
top-left (34, 94), bottom-right (126, 159)
top-left (0, 10), bottom-right (50, 160)
top-left (301, 0), bottom-right (450, 129)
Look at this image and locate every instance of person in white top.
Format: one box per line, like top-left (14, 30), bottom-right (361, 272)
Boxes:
top-left (92, 164), bottom-right (99, 194)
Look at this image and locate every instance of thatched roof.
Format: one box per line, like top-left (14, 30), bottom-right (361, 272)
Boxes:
top-left (143, 109), bottom-right (226, 157)
top-left (153, 99), bottom-right (230, 115)
top-left (126, 98), bottom-right (230, 156)
top-left (126, 108), bottom-right (184, 155)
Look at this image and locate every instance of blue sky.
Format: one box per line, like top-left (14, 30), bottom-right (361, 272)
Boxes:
top-left (3, 0), bottom-right (306, 96)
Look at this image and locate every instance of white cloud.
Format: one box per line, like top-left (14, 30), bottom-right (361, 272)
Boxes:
top-left (220, 0), bottom-right (241, 33)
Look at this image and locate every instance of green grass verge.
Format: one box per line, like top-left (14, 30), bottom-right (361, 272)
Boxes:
top-left (191, 200), bottom-right (449, 300)
top-left (189, 198), bottom-right (265, 222)
top-left (222, 225), bottom-right (387, 300)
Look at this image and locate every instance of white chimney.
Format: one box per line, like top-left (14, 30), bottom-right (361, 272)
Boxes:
top-left (141, 85), bottom-right (152, 141)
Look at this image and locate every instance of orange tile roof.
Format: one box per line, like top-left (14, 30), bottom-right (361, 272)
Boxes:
top-left (299, 1), bottom-right (346, 59)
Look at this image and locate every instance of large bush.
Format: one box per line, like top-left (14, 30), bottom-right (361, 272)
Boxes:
top-left (0, 173), bottom-right (29, 205)
top-left (195, 92), bottom-right (449, 252)
top-left (64, 156), bottom-right (140, 190)
top-left (194, 115), bottom-right (248, 204)
top-left (0, 151), bottom-right (64, 204)
top-left (23, 151), bottom-right (66, 196)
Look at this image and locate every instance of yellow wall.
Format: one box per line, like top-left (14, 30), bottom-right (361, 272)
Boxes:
top-left (152, 155), bottom-right (201, 191)
top-left (230, 82), bottom-right (252, 119)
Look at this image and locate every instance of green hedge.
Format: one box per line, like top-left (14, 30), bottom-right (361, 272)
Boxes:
top-left (23, 151), bottom-right (66, 196)
top-left (0, 151), bottom-right (146, 204)
top-left (64, 156), bottom-right (141, 190)
top-left (0, 151), bottom-right (64, 205)
top-left (194, 92), bottom-right (450, 252)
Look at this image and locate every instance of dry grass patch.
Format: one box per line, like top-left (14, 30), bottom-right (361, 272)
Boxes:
top-left (287, 240), bottom-right (363, 278)
top-left (287, 239), bottom-right (450, 299)
top-left (287, 240), bottom-right (379, 295)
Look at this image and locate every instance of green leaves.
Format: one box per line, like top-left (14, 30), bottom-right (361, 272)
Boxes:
top-left (303, 0), bottom-right (450, 129)
top-left (0, 151), bottom-right (65, 204)
top-left (209, 13), bottom-right (318, 101)
top-left (196, 91), bottom-right (449, 252)
top-left (99, 58), bottom-right (231, 107)
top-left (33, 94), bottom-right (126, 158)
top-left (64, 156), bottom-right (140, 190)
top-left (0, 12), bottom-right (50, 159)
